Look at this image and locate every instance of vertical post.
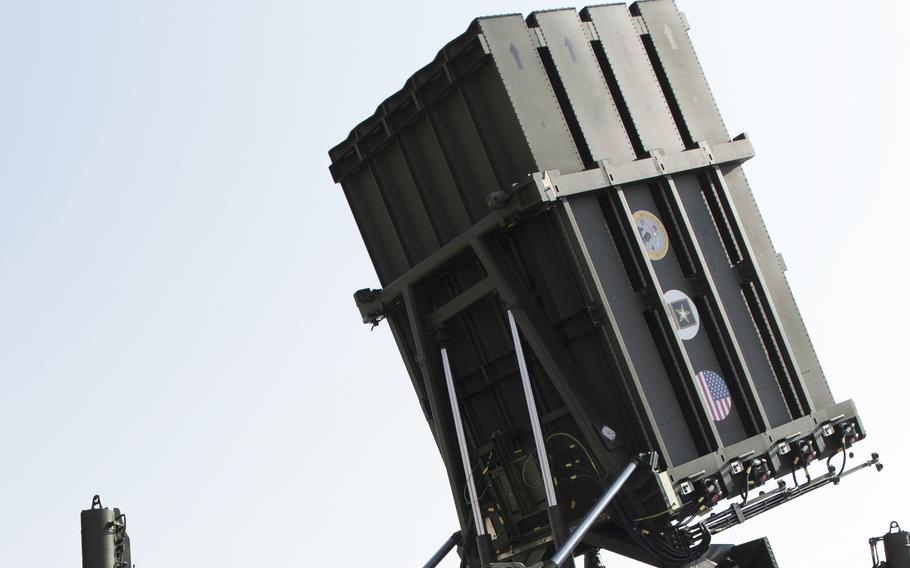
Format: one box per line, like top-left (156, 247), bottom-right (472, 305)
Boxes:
top-left (507, 310), bottom-right (568, 545)
top-left (441, 347), bottom-right (494, 566)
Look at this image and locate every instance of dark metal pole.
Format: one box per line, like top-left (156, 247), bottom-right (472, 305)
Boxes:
top-left (422, 531), bottom-right (462, 568)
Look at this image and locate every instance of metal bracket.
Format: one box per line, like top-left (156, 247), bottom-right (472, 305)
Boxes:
top-left (775, 252), bottom-right (787, 273)
top-left (540, 136), bottom-right (754, 200)
top-left (657, 470), bottom-right (681, 511)
top-left (679, 11), bottom-right (691, 32)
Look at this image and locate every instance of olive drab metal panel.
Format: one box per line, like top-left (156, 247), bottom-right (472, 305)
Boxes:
top-left (329, 2), bottom-right (867, 565)
top-left (529, 9), bottom-right (636, 164)
top-left (633, 0), bottom-right (833, 412)
top-left (476, 16), bottom-right (584, 174)
top-left (583, 3), bottom-right (684, 154)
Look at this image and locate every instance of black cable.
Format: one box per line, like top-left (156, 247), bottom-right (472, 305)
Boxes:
top-left (520, 452), bottom-right (541, 489)
top-left (641, 535), bottom-right (686, 563)
top-left (566, 463), bottom-right (604, 484)
top-left (628, 522), bottom-right (688, 564)
top-left (740, 466), bottom-right (752, 503)
top-left (677, 516), bottom-right (694, 529)
top-left (703, 463), bottom-right (864, 535)
top-left (645, 527), bottom-right (707, 566)
top-left (616, 504), bottom-right (709, 566)
top-left (477, 451), bottom-right (496, 502)
top-left (838, 446), bottom-right (849, 478)
top-left (463, 450), bottom-right (495, 505)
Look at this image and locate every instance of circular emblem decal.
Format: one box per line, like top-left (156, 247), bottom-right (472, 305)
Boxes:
top-left (664, 289), bottom-right (700, 341)
top-left (633, 210), bottom-right (669, 261)
top-left (696, 370), bottom-right (732, 422)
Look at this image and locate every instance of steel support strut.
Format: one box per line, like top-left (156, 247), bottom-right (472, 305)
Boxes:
top-left (441, 347), bottom-right (495, 567)
top-left (507, 310), bottom-right (569, 547)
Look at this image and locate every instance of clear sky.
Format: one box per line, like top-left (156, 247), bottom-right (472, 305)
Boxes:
top-left (1, 1), bottom-right (908, 567)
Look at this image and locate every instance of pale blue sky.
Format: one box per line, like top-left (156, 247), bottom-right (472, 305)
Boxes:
top-left (1, 1), bottom-right (908, 566)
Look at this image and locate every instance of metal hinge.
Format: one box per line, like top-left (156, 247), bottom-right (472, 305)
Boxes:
top-left (587, 302), bottom-right (606, 327)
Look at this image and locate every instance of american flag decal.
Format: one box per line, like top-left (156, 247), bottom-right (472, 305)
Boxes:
top-left (696, 370), bottom-right (732, 421)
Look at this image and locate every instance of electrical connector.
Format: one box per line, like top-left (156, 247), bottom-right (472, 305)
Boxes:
top-left (840, 422), bottom-right (859, 448)
top-left (751, 458), bottom-right (770, 484)
top-left (796, 440), bottom-right (816, 466)
top-left (702, 477), bottom-right (723, 505)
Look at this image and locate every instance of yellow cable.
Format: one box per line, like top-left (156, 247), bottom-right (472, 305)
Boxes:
top-left (545, 432), bottom-right (601, 475)
top-left (633, 507), bottom-right (673, 522)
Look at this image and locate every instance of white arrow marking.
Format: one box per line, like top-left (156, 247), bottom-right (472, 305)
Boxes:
top-left (664, 23), bottom-right (678, 50)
